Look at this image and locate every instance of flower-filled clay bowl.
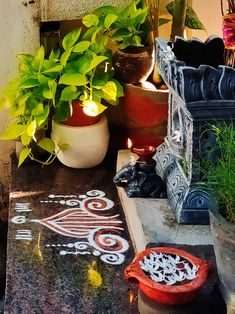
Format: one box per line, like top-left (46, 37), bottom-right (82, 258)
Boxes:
top-left (124, 247), bottom-right (210, 305)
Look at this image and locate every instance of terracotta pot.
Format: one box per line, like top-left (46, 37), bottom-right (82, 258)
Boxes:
top-left (63, 99), bottom-right (100, 127)
top-left (124, 247), bottom-right (210, 305)
top-left (113, 46), bottom-right (154, 84)
top-left (120, 83), bottom-right (168, 147)
top-left (51, 115), bottom-right (109, 168)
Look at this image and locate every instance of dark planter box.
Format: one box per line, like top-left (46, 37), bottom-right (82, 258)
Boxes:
top-left (154, 37), bottom-right (235, 224)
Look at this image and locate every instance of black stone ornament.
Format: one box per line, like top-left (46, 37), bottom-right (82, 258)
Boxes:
top-left (113, 162), bottom-right (167, 198)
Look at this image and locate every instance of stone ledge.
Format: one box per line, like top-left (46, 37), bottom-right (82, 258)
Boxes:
top-left (116, 150), bottom-right (213, 253)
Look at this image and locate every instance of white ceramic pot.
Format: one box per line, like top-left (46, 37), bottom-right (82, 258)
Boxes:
top-left (51, 115), bottom-right (109, 168)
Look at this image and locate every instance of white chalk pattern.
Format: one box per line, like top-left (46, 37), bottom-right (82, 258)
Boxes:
top-left (140, 252), bottom-right (198, 285)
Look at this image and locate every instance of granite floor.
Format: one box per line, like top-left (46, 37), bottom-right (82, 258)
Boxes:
top-left (0, 182), bottom-right (8, 314)
top-left (4, 146), bottom-right (140, 314)
top-left (0, 220), bottom-right (7, 314)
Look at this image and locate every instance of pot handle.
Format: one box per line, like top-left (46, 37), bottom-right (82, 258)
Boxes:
top-left (192, 255), bottom-right (212, 271)
top-left (124, 263), bottom-right (143, 287)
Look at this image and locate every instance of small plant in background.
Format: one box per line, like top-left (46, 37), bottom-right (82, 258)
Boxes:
top-left (142, 0), bottom-right (205, 84)
top-left (200, 122), bottom-right (235, 223)
top-left (145, 0), bottom-right (205, 40)
top-left (87, 0), bottom-right (150, 49)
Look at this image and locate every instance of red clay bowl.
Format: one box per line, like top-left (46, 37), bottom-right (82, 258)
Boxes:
top-left (124, 247), bottom-right (211, 305)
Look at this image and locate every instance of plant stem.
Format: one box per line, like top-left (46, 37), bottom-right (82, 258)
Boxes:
top-left (145, 0), bottom-right (160, 38)
top-left (170, 0), bottom-right (187, 41)
top-left (29, 148), bottom-right (60, 166)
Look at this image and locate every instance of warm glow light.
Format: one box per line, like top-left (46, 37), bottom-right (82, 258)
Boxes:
top-left (83, 101), bottom-right (99, 117)
top-left (127, 138), bottom-right (132, 149)
top-left (129, 289), bottom-right (136, 304)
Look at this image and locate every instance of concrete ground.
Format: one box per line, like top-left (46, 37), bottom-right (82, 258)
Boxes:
top-left (116, 150), bottom-right (213, 252)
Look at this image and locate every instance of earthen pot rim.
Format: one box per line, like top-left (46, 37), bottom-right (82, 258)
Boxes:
top-left (124, 247), bottom-right (210, 294)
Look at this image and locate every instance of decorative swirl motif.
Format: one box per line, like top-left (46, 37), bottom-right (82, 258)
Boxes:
top-left (100, 253), bottom-right (125, 265)
top-left (86, 190), bottom-right (105, 198)
top-left (93, 232), bottom-right (123, 252)
top-left (156, 142), bottom-right (167, 155)
top-left (173, 186), bottom-right (187, 207)
top-left (82, 197), bottom-right (114, 213)
top-left (11, 216), bottom-right (27, 224)
top-left (169, 175), bottom-right (181, 190)
top-left (38, 190), bottom-right (129, 265)
top-left (164, 164), bottom-right (175, 177)
top-left (184, 189), bottom-right (210, 209)
top-left (201, 65), bottom-right (220, 100)
top-left (89, 229), bottom-right (129, 254)
top-left (219, 66), bottom-right (235, 99)
top-left (63, 199), bottom-right (81, 206)
top-left (179, 67), bottom-right (204, 102)
top-left (73, 242), bottom-right (90, 250)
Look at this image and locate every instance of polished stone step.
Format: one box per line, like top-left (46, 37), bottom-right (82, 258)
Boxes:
top-left (4, 153), bottom-right (138, 314)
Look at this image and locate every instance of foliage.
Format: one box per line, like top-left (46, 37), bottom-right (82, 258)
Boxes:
top-left (200, 123), bottom-right (235, 223)
top-left (87, 0), bottom-right (150, 49)
top-left (145, 0), bottom-right (205, 40)
top-left (0, 46), bottom-right (60, 166)
top-left (0, 24), bottom-right (124, 167)
top-left (55, 27), bottom-right (123, 121)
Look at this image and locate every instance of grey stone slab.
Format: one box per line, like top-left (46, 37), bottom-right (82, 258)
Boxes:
top-left (117, 150), bottom-right (213, 251)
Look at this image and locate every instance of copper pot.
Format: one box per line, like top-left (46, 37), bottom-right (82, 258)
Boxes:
top-left (113, 46), bottom-right (154, 84)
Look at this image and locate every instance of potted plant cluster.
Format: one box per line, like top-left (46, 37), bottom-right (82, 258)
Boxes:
top-left (87, 0), bottom-right (153, 84)
top-left (123, 0), bottom-right (205, 147)
top-left (84, 0), bottom-right (165, 147)
top-left (200, 122), bottom-right (235, 309)
top-left (0, 21), bottom-right (123, 168)
top-left (0, 0), bottom-right (206, 167)
top-left (85, 0), bottom-right (205, 148)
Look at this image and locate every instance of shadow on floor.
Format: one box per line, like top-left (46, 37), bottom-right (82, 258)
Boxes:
top-left (0, 186), bottom-right (8, 314)
top-left (0, 219), bottom-right (7, 314)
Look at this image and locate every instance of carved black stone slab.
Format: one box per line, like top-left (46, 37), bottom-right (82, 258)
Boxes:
top-left (171, 36), bottom-right (225, 68)
top-left (155, 37), bottom-right (235, 224)
top-left (156, 37), bottom-right (235, 103)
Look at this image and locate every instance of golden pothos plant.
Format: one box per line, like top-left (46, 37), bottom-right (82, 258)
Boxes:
top-left (0, 25), bottom-right (123, 167)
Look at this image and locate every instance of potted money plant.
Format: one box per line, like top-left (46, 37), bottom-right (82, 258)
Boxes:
top-left (0, 22), bottom-right (123, 168)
